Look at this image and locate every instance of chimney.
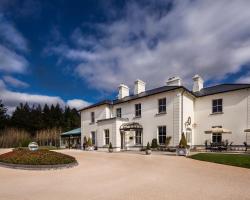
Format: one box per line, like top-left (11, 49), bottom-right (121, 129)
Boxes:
top-left (118, 84), bottom-right (129, 99)
top-left (134, 79), bottom-right (146, 95)
top-left (192, 74), bottom-right (204, 92)
top-left (166, 76), bottom-right (182, 86)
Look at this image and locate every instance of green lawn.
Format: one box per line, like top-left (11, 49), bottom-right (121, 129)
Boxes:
top-left (190, 153), bottom-right (250, 169)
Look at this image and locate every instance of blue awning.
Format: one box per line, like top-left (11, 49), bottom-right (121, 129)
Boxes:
top-left (61, 128), bottom-right (81, 137)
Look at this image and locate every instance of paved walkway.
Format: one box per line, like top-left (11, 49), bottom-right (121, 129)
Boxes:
top-left (0, 149), bottom-right (249, 200)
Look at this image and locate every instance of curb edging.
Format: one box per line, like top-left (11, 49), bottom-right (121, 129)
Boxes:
top-left (0, 161), bottom-right (78, 170)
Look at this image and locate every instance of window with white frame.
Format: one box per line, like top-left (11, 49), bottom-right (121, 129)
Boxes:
top-left (135, 130), bottom-right (142, 145)
top-left (212, 133), bottom-right (222, 143)
top-left (158, 126), bottom-right (166, 145)
top-left (158, 98), bottom-right (166, 113)
top-left (104, 129), bottom-right (110, 145)
top-left (91, 112), bottom-right (95, 123)
top-left (135, 103), bottom-right (141, 117)
top-left (116, 108), bottom-right (122, 118)
top-left (212, 99), bottom-right (223, 113)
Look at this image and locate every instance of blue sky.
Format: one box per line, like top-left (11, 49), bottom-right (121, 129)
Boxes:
top-left (0, 0), bottom-right (250, 113)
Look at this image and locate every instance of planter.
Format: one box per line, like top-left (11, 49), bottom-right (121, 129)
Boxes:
top-left (86, 146), bottom-right (94, 151)
top-left (176, 148), bottom-right (189, 156)
top-left (146, 149), bottom-right (151, 155)
top-left (108, 148), bottom-right (113, 153)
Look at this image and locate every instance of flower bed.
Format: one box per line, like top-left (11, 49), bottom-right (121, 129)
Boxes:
top-left (0, 148), bottom-right (76, 166)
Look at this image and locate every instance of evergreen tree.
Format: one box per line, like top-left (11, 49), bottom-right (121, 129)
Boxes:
top-left (9, 102), bottom-right (80, 132)
top-left (0, 100), bottom-right (8, 129)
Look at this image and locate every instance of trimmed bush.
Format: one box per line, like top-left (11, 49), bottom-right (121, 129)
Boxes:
top-left (151, 138), bottom-right (158, 148)
top-left (109, 142), bottom-right (113, 149)
top-left (87, 137), bottom-right (92, 147)
top-left (179, 132), bottom-right (188, 148)
top-left (146, 142), bottom-right (151, 150)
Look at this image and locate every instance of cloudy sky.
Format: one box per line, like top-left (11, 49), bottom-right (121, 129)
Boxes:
top-left (1, 0), bottom-right (250, 113)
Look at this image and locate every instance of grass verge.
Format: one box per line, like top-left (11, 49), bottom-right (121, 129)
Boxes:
top-left (189, 153), bottom-right (250, 169)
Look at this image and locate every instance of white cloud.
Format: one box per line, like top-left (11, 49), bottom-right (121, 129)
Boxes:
top-left (0, 44), bottom-right (28, 73)
top-left (0, 14), bottom-right (28, 74)
top-left (0, 80), bottom-right (91, 114)
top-left (66, 99), bottom-right (90, 110)
top-left (51, 0), bottom-right (250, 91)
top-left (236, 72), bottom-right (250, 83)
top-left (0, 14), bottom-right (28, 52)
top-left (3, 75), bottom-right (29, 88)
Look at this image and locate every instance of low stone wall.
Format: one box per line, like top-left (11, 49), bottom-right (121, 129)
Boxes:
top-left (0, 161), bottom-right (78, 170)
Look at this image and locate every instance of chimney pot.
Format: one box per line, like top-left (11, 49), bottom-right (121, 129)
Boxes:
top-left (192, 74), bottom-right (204, 92)
top-left (118, 84), bottom-right (129, 99)
top-left (134, 79), bottom-right (146, 95)
top-left (166, 76), bottom-right (182, 86)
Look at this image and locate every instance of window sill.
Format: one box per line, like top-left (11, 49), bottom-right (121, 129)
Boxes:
top-left (133, 116), bottom-right (141, 119)
top-left (89, 122), bottom-right (95, 125)
top-left (155, 112), bottom-right (167, 116)
top-left (210, 112), bottom-right (224, 115)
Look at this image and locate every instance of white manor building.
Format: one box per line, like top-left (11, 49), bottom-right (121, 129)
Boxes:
top-left (79, 75), bottom-right (250, 151)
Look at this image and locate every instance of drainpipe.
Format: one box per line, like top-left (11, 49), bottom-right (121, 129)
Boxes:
top-left (181, 89), bottom-right (185, 134)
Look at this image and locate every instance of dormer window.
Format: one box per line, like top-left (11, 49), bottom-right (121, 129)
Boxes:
top-left (91, 112), bottom-right (95, 123)
top-left (212, 99), bottom-right (223, 113)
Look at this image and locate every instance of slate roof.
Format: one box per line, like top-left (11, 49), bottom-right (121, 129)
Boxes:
top-left (79, 84), bottom-right (250, 111)
top-left (79, 85), bottom-right (187, 111)
top-left (194, 84), bottom-right (250, 97)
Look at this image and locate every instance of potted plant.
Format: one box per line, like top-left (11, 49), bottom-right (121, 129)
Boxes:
top-left (146, 142), bottom-right (151, 155)
top-left (176, 133), bottom-right (190, 156)
top-left (108, 142), bottom-right (113, 153)
top-left (86, 137), bottom-right (94, 151)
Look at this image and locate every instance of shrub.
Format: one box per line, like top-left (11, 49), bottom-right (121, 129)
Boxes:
top-left (146, 142), bottom-right (151, 150)
top-left (151, 138), bottom-right (158, 148)
top-left (109, 142), bottom-right (113, 149)
top-left (179, 132), bottom-right (188, 148)
top-left (165, 136), bottom-right (172, 148)
top-left (87, 137), bottom-right (92, 147)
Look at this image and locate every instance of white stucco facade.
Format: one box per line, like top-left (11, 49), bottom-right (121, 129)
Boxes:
top-left (80, 76), bottom-right (250, 151)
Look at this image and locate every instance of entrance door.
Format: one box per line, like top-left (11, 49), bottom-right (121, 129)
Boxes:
top-left (121, 132), bottom-right (124, 150)
top-left (91, 131), bottom-right (96, 146)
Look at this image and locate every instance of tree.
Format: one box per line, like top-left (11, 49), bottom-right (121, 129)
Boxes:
top-left (0, 100), bottom-right (8, 129)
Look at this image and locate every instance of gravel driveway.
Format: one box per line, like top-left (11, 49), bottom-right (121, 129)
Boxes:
top-left (0, 149), bottom-right (249, 200)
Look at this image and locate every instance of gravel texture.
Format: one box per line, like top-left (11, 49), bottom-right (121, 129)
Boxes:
top-left (0, 149), bottom-right (249, 200)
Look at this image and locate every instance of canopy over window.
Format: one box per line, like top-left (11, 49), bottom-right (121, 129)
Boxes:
top-left (120, 122), bottom-right (143, 131)
top-left (205, 127), bottom-right (231, 134)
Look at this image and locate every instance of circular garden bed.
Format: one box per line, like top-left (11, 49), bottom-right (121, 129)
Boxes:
top-left (0, 148), bottom-right (77, 170)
